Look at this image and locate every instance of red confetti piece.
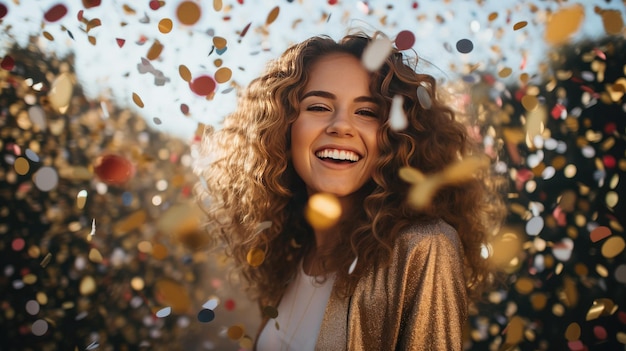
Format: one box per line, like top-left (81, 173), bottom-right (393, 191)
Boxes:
top-left (590, 226), bottom-right (611, 243)
top-left (116, 38), bottom-right (126, 47)
top-left (180, 103), bottom-right (190, 115)
top-left (239, 22), bottom-right (251, 39)
top-left (567, 340), bottom-right (584, 351)
top-left (1, 55), bottom-right (15, 71)
top-left (412, 1), bottom-right (418, 9)
top-left (593, 48), bottom-right (606, 60)
top-left (149, 0), bottom-right (160, 10)
top-left (93, 154), bottom-right (134, 185)
top-left (0, 3), bottom-right (8, 19)
top-left (189, 75), bottom-right (216, 96)
top-left (395, 30), bottom-right (415, 51)
top-left (82, 0), bottom-right (101, 8)
top-left (551, 103), bottom-right (566, 119)
top-left (224, 299), bottom-right (236, 311)
top-left (593, 326), bottom-right (607, 340)
top-left (77, 9), bottom-right (83, 21)
top-left (237, 0), bottom-right (243, 4)
top-left (602, 155), bottom-right (616, 168)
top-left (604, 122), bottom-right (616, 134)
top-left (328, 0), bottom-right (338, 4)
top-left (44, 3), bottom-right (68, 22)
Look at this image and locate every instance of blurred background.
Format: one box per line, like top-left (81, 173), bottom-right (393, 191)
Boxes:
top-left (0, 0), bottom-right (625, 350)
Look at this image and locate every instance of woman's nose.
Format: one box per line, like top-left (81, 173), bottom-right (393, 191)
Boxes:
top-left (325, 109), bottom-right (354, 137)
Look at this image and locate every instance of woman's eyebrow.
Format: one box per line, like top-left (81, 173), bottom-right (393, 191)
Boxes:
top-left (300, 90), bottom-right (376, 104)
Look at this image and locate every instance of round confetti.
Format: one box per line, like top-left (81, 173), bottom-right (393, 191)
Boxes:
top-left (263, 305), bottom-right (278, 319)
top-left (615, 265), bottom-right (626, 284)
top-left (395, 30), bottom-right (415, 50)
top-left (82, 0), bottom-right (101, 8)
top-left (227, 325), bottom-right (244, 340)
top-left (565, 322), bottom-right (581, 341)
top-left (31, 319), bottom-right (48, 336)
top-left (224, 299), bottom-right (236, 311)
top-left (153, 117), bottom-right (162, 125)
top-left (0, 3), bottom-right (7, 19)
top-left (11, 237), bottom-right (25, 251)
top-left (149, 0), bottom-right (161, 10)
top-left (601, 236), bottom-right (625, 258)
top-left (48, 73), bottom-right (73, 111)
top-left (14, 157), bottom-right (29, 175)
top-left (33, 166), bottom-right (58, 192)
top-left (498, 67), bottom-right (512, 78)
top-left (455, 39), bottom-right (473, 54)
top-left (197, 308), bottom-right (215, 323)
top-left (176, 1), bottom-right (201, 26)
top-left (213, 36), bottom-right (227, 50)
top-left (1, 55), bottom-right (14, 71)
top-left (416, 85), bottom-right (432, 109)
top-left (158, 18), bottom-right (173, 33)
top-left (152, 243), bottom-right (168, 259)
top-left (246, 248), bottom-right (265, 267)
top-left (147, 40), bottom-right (164, 60)
top-left (214, 67), bottom-right (232, 83)
top-left (525, 216), bottom-right (543, 236)
top-left (25, 300), bottom-right (40, 315)
top-left (593, 326), bottom-right (608, 340)
top-left (305, 193), bottom-right (342, 230)
top-left (79, 275), bottom-right (96, 295)
top-left (155, 278), bottom-right (191, 313)
top-left (93, 154), bottom-right (134, 185)
top-left (190, 75), bottom-right (216, 96)
top-left (43, 4), bottom-right (68, 22)
top-left (488, 12), bottom-right (498, 21)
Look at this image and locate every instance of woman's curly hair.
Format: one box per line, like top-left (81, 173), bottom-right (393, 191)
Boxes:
top-left (194, 31), bottom-right (505, 305)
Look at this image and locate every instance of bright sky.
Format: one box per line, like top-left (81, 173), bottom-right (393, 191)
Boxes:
top-left (1, 0), bottom-right (624, 139)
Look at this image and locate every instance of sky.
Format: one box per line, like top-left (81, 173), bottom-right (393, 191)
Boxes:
top-left (1, 0), bottom-right (624, 139)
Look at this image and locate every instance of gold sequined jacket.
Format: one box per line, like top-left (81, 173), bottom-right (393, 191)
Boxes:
top-left (257, 219), bottom-right (468, 351)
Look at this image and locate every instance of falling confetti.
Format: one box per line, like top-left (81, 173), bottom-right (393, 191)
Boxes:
top-left (305, 192), bottom-right (342, 229)
top-left (362, 36), bottom-right (393, 72)
top-left (389, 94), bottom-right (407, 131)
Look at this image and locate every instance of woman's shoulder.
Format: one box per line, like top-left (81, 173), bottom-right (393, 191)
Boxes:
top-left (394, 219), bottom-right (462, 257)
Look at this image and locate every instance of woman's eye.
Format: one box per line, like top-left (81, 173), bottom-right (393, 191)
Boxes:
top-left (356, 109), bottom-right (378, 118)
top-left (307, 105), bottom-right (330, 112)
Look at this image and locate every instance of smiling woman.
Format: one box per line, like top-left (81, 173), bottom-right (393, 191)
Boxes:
top-left (194, 31), bottom-right (506, 350)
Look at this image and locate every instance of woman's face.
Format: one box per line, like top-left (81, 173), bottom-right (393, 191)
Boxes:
top-left (291, 53), bottom-right (381, 198)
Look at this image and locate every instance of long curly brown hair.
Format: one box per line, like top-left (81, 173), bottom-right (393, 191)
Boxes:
top-left (194, 31), bottom-right (505, 305)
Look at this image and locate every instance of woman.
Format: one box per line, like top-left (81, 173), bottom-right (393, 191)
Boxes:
top-left (195, 31), bottom-right (504, 350)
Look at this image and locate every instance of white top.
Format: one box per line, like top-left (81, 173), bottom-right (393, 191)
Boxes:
top-left (256, 261), bottom-right (336, 351)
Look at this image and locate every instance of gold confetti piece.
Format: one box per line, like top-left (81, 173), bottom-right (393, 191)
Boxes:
top-left (40, 253), bottom-right (52, 268)
top-left (132, 92), bottom-right (144, 108)
top-left (48, 73), bottom-right (74, 112)
top-left (213, 0), bottom-right (222, 11)
top-left (389, 95), bottom-right (407, 131)
top-left (305, 193), bottom-right (342, 230)
top-left (215, 67), bottom-right (232, 83)
top-left (504, 316), bottom-right (525, 346)
top-left (565, 322), bottom-right (581, 341)
top-left (513, 21), bottom-right (527, 30)
top-left (498, 67), bottom-right (512, 78)
top-left (14, 157), bottom-right (29, 175)
top-left (514, 277), bottom-right (534, 294)
top-left (130, 276), bottom-right (145, 291)
top-left (88, 35), bottom-right (96, 45)
top-left (601, 236), bottom-right (625, 258)
top-left (440, 155), bottom-right (490, 183)
top-left (88, 248), bottom-right (103, 263)
top-left (177, 1), bottom-right (201, 25)
top-left (179, 65), bottom-right (191, 82)
top-left (617, 332), bottom-right (626, 344)
top-left (521, 95), bottom-right (538, 111)
top-left (79, 275), bottom-right (96, 295)
top-left (600, 9), bottom-right (624, 35)
top-left (239, 336), bottom-right (254, 349)
top-left (544, 4), bottom-right (585, 45)
top-left (213, 36), bottom-right (227, 50)
top-left (155, 278), bottom-right (191, 313)
top-left (86, 18), bottom-right (101, 32)
top-left (246, 248), bottom-right (265, 267)
top-left (76, 190), bottom-right (88, 209)
top-left (147, 40), bottom-right (164, 60)
top-left (488, 12), bottom-right (498, 21)
top-left (586, 300), bottom-right (606, 321)
top-left (530, 293), bottom-right (547, 311)
top-left (265, 6), bottom-right (279, 26)
top-left (227, 325), bottom-right (245, 340)
top-left (23, 273), bottom-right (37, 284)
top-left (362, 36), bottom-right (393, 72)
top-left (42, 31), bottom-right (54, 41)
top-left (152, 243), bottom-right (168, 260)
top-left (113, 210), bottom-right (147, 236)
top-left (398, 167), bottom-right (426, 183)
top-left (158, 18), bottom-right (173, 33)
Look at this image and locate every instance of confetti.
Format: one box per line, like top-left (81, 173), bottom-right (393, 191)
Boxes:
top-left (189, 75), bottom-right (216, 96)
top-left (158, 18), bottom-right (173, 33)
top-left (513, 21), bottom-right (527, 31)
top-left (246, 248), bottom-right (265, 267)
top-left (1, 55), bottom-right (14, 71)
top-left (394, 30), bottom-right (415, 50)
top-left (389, 95), bottom-right (407, 131)
top-left (33, 166), bottom-right (59, 191)
top-left (455, 39), bottom-right (473, 54)
top-left (176, 1), bottom-right (201, 25)
top-left (0, 3), bottom-right (7, 19)
top-left (305, 193), bottom-right (342, 229)
top-left (93, 154), bottom-right (134, 185)
top-left (48, 73), bottom-right (74, 112)
top-left (156, 306), bottom-right (172, 318)
top-left (416, 85), bottom-right (432, 109)
top-left (348, 256), bottom-right (358, 274)
top-left (43, 4), bottom-right (68, 22)
top-left (198, 308), bottom-right (215, 322)
top-left (265, 6), bottom-right (280, 25)
top-left (544, 4), bottom-right (585, 45)
top-left (227, 325), bottom-right (244, 340)
top-left (362, 36), bottom-right (393, 72)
